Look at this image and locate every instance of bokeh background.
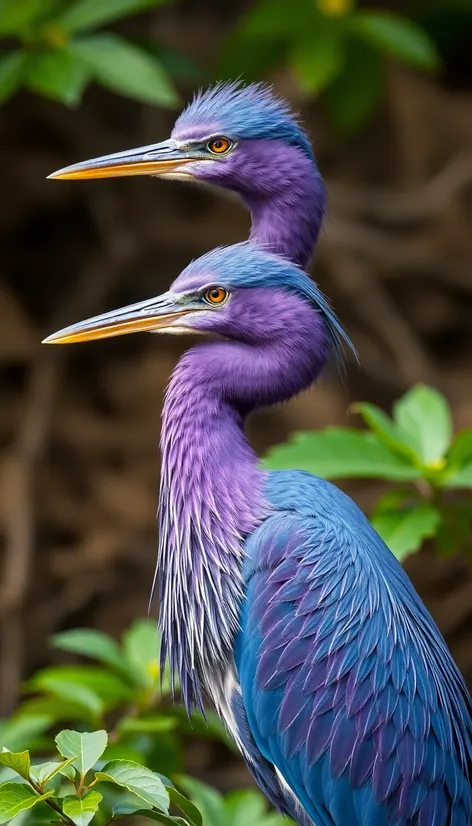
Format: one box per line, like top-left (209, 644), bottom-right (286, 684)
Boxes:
top-left (1, 0), bottom-right (472, 795)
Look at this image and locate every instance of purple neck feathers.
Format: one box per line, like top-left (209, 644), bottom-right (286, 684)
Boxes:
top-left (157, 292), bottom-right (328, 711)
top-left (242, 143), bottom-right (326, 268)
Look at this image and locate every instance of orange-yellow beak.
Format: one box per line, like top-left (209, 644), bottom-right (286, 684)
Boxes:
top-left (48, 139), bottom-right (197, 181)
top-left (42, 292), bottom-right (194, 344)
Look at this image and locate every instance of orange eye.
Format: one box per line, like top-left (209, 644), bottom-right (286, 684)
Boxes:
top-left (204, 287), bottom-right (228, 305)
top-left (207, 137), bottom-right (232, 155)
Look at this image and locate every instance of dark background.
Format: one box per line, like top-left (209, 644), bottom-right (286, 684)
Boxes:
top-left (1, 0), bottom-right (472, 789)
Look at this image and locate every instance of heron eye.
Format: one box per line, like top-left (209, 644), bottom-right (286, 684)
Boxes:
top-left (204, 287), bottom-right (228, 305)
top-left (207, 137), bottom-right (233, 155)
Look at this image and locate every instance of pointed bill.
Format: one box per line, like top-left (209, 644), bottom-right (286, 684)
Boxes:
top-left (48, 140), bottom-right (196, 181)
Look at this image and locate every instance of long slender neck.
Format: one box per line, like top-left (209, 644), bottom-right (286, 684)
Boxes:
top-left (244, 149), bottom-right (326, 268)
top-left (158, 298), bottom-right (328, 711)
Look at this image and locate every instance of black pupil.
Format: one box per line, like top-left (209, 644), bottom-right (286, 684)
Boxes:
top-left (210, 289), bottom-right (221, 300)
top-left (213, 140), bottom-right (224, 150)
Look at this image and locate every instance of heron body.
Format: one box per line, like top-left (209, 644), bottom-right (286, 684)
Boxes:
top-left (49, 83), bottom-right (325, 268)
top-left (45, 243), bottom-right (472, 826)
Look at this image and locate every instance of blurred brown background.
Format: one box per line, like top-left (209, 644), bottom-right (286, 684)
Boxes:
top-left (1, 0), bottom-right (472, 771)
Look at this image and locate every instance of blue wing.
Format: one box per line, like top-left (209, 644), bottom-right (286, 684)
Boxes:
top-left (235, 471), bottom-right (472, 826)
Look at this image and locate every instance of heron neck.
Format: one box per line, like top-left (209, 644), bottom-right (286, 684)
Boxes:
top-left (244, 152), bottom-right (325, 268)
top-left (158, 307), bottom-right (327, 711)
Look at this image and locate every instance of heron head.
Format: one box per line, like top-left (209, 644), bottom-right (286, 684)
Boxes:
top-left (43, 243), bottom-right (352, 367)
top-left (48, 82), bottom-right (319, 198)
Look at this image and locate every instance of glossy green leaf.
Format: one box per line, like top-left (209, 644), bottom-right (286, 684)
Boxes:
top-left (168, 787), bottom-right (202, 826)
top-left (264, 428), bottom-right (421, 480)
top-left (62, 792), bottom-right (102, 826)
top-left (176, 777), bottom-right (225, 826)
top-left (324, 39), bottom-right (384, 132)
top-left (0, 750), bottom-right (30, 781)
top-left (290, 32), bottom-right (344, 93)
top-left (95, 760), bottom-right (169, 812)
top-left (352, 11), bottom-right (439, 70)
top-left (55, 730), bottom-right (107, 777)
top-left (371, 503), bottom-right (440, 560)
top-left (26, 666), bottom-right (132, 708)
top-left (122, 620), bottom-right (160, 688)
top-left (29, 759), bottom-right (76, 788)
top-left (51, 629), bottom-right (127, 675)
top-left (132, 814), bottom-right (188, 826)
top-left (101, 744), bottom-right (147, 766)
top-left (70, 33), bottom-right (178, 107)
top-left (0, 784), bottom-right (52, 824)
top-left (0, 52), bottom-right (27, 106)
top-left (58, 0), bottom-right (170, 33)
top-left (393, 385), bottom-right (452, 466)
top-left (25, 49), bottom-right (89, 106)
top-left (111, 792), bottom-right (152, 817)
top-left (352, 402), bottom-right (417, 459)
top-left (0, 715), bottom-right (52, 752)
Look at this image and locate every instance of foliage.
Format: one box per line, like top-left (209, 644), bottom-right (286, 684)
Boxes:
top-left (0, 620), bottom-right (292, 826)
top-left (0, 0), bottom-right (183, 107)
top-left (265, 384), bottom-right (472, 560)
top-left (218, 0), bottom-right (443, 132)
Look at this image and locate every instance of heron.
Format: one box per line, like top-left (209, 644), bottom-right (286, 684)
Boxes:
top-left (48, 82), bottom-right (325, 268)
top-left (44, 242), bottom-right (472, 826)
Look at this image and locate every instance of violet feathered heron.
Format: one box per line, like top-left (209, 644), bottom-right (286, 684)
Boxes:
top-left (44, 243), bottom-right (472, 826)
top-left (48, 82), bottom-right (325, 268)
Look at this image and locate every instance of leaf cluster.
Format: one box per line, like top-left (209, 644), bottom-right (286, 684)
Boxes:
top-left (0, 0), bottom-right (184, 108)
top-left (265, 384), bottom-right (472, 560)
top-left (218, 0), bottom-right (442, 132)
top-left (0, 621), bottom-right (291, 826)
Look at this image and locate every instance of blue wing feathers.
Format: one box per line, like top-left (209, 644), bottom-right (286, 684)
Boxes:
top-left (235, 470), bottom-right (472, 825)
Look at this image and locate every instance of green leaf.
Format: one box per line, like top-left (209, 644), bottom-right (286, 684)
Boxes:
top-left (176, 777), bottom-right (225, 826)
top-left (69, 33), bottom-right (179, 107)
top-left (57, 0), bottom-right (170, 33)
top-left (264, 428), bottom-right (421, 480)
top-left (290, 32), bottom-right (344, 93)
top-left (95, 760), bottom-right (169, 813)
top-left (168, 787), bottom-right (202, 826)
top-left (324, 39), bottom-right (384, 132)
top-left (225, 789), bottom-right (281, 826)
top-left (352, 402), bottom-right (417, 459)
top-left (62, 792), bottom-right (102, 826)
top-left (0, 784), bottom-right (52, 824)
top-left (351, 11), bottom-right (439, 70)
top-left (217, 30), bottom-right (285, 82)
top-left (443, 462), bottom-right (472, 488)
top-left (55, 730), bottom-right (107, 777)
top-left (0, 715), bottom-right (52, 752)
top-left (435, 502), bottom-right (472, 557)
top-left (447, 429), bottom-right (472, 467)
top-left (26, 666), bottom-right (132, 709)
top-left (112, 792), bottom-right (152, 817)
top-left (117, 717), bottom-right (176, 735)
top-left (371, 503), bottom-right (441, 560)
top-left (0, 52), bottom-right (27, 106)
top-left (0, 0), bottom-right (58, 34)
top-left (122, 620), bottom-right (160, 688)
top-left (393, 385), bottom-right (452, 466)
top-left (243, 0), bottom-right (320, 38)
top-left (51, 629), bottom-right (128, 675)
top-left (132, 814), bottom-right (188, 826)
top-left (0, 750), bottom-right (30, 781)
top-left (25, 49), bottom-right (89, 106)
top-left (29, 759), bottom-right (76, 788)
top-left (17, 696), bottom-right (94, 725)
top-left (31, 678), bottom-right (102, 717)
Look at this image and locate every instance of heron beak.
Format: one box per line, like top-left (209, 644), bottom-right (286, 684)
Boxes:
top-left (42, 292), bottom-right (193, 344)
top-left (47, 140), bottom-right (196, 181)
